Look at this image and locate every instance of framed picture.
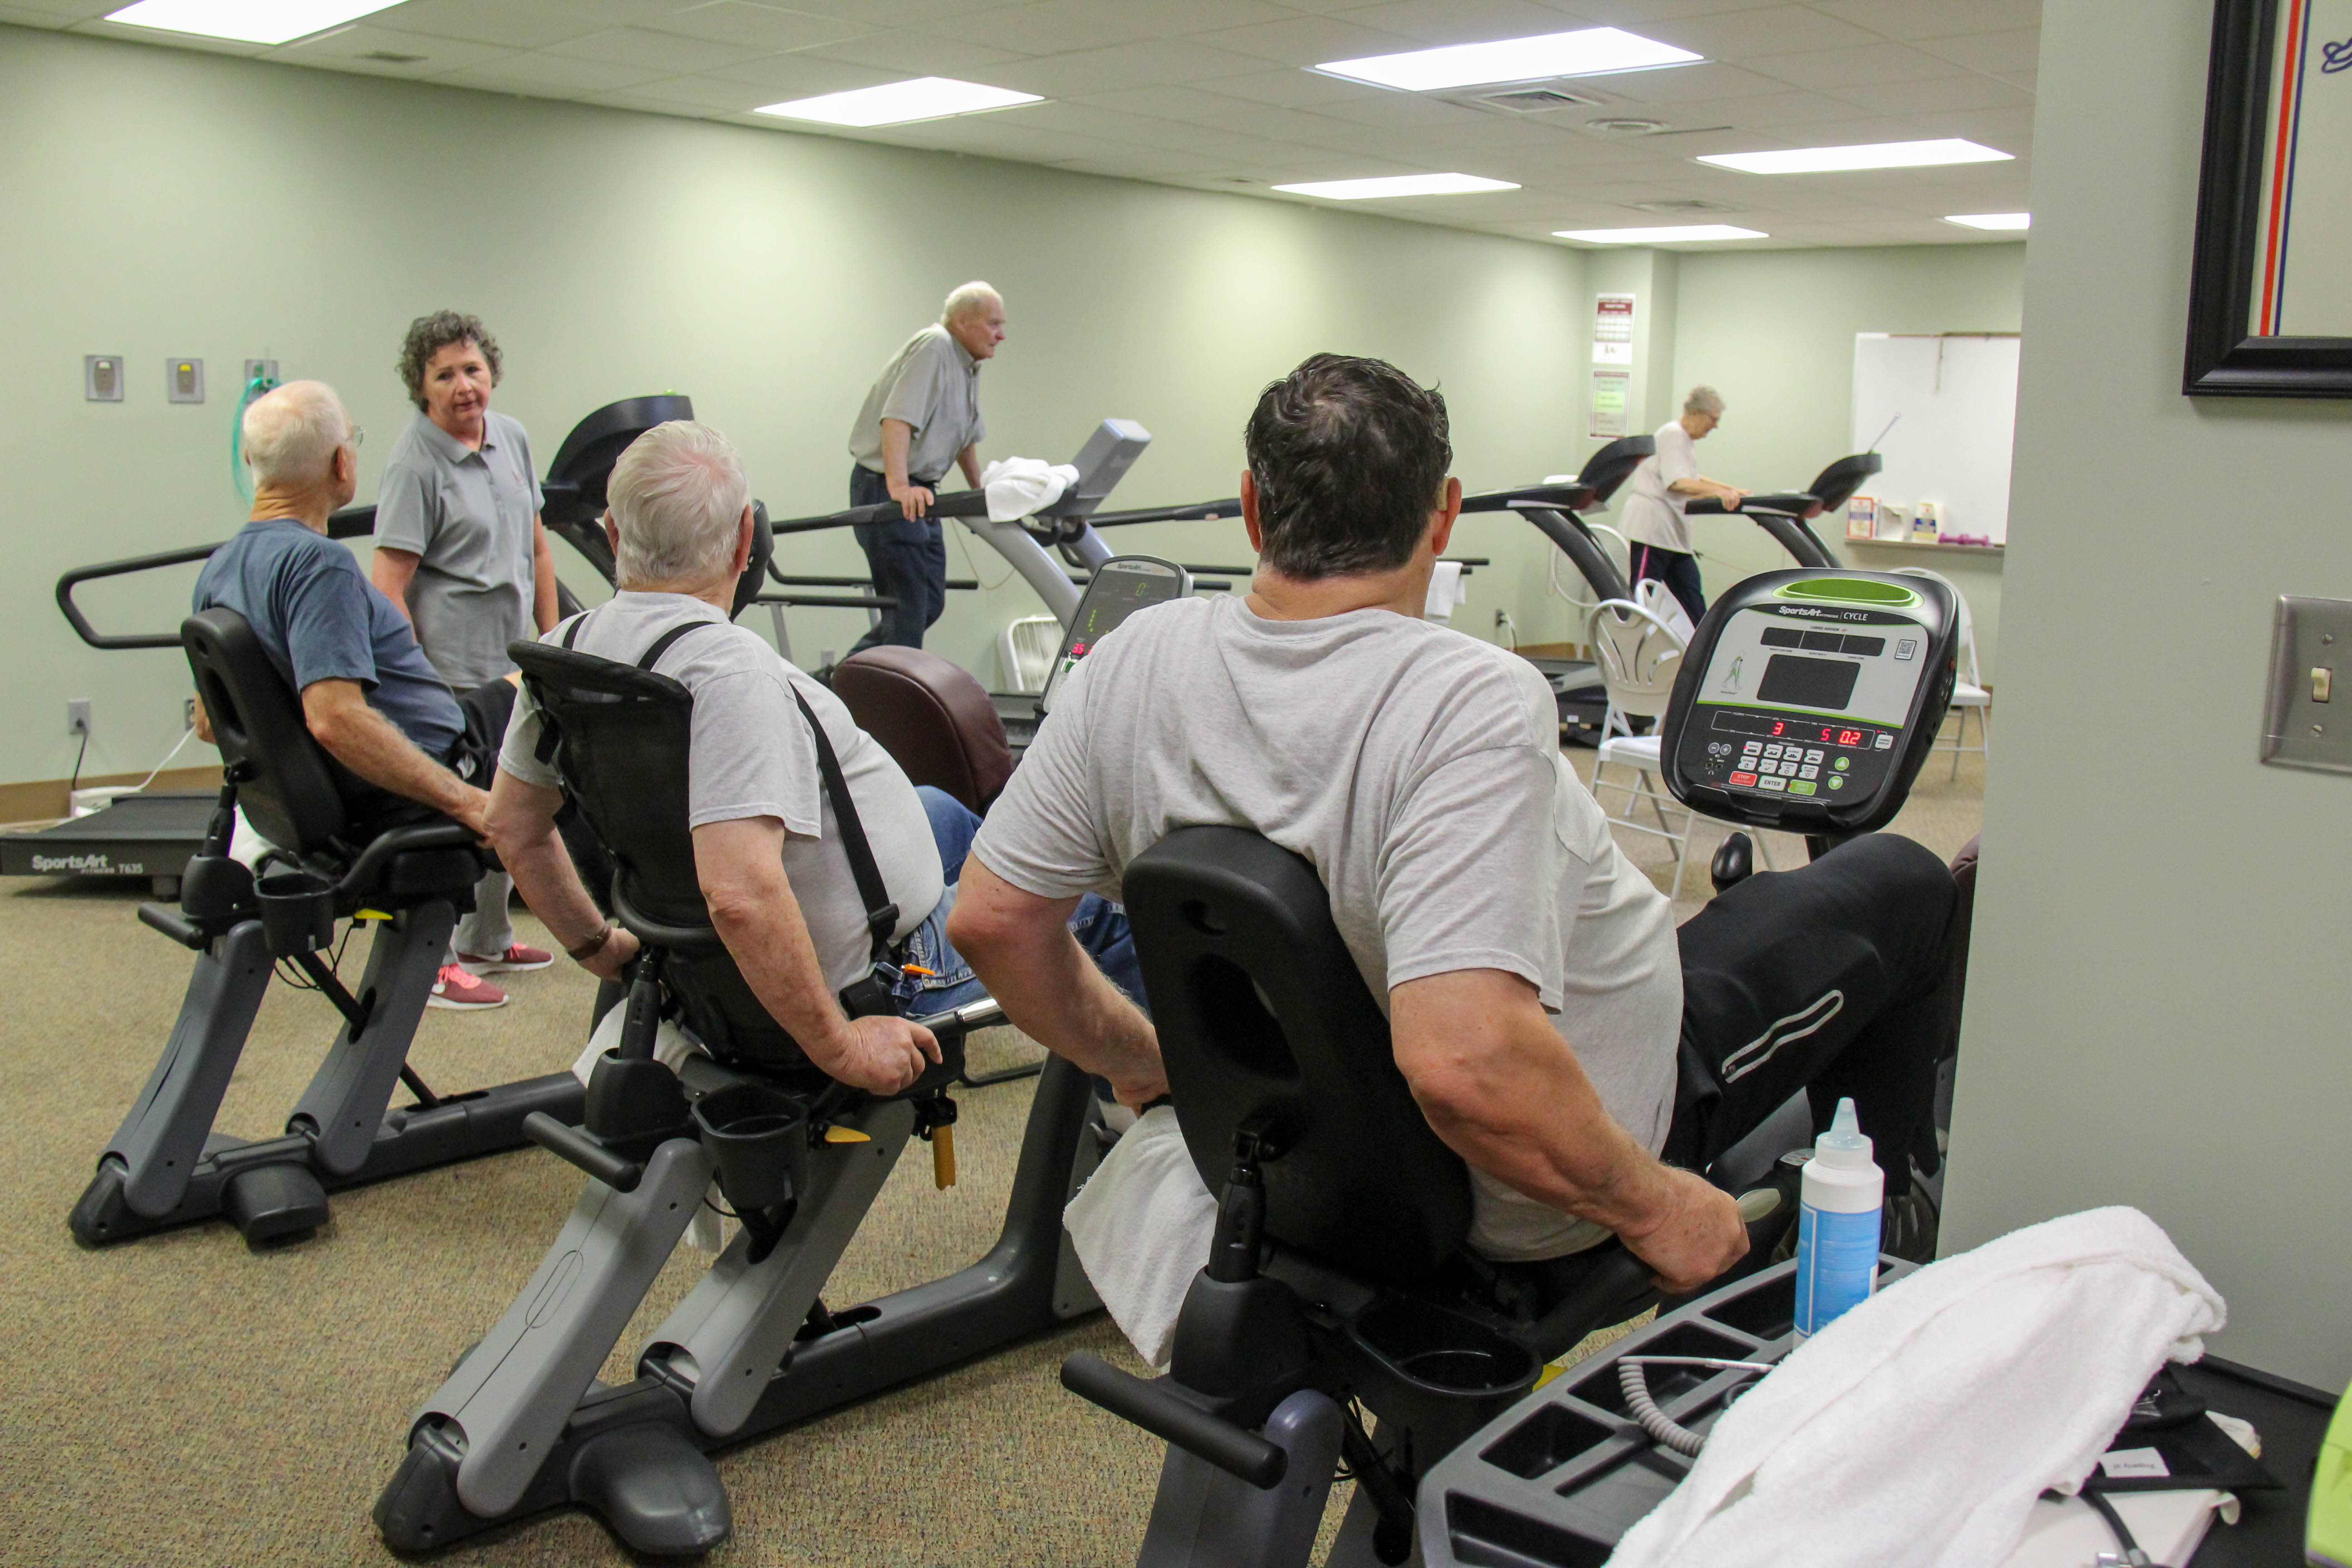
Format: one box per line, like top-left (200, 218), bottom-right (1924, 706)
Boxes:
top-left (2184, 0), bottom-right (2352, 397)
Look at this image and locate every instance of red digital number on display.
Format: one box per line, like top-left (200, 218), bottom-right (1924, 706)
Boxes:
top-left (1069, 641), bottom-right (1091, 658)
top-left (1839, 729), bottom-right (1865, 747)
top-left (1770, 720), bottom-right (1787, 736)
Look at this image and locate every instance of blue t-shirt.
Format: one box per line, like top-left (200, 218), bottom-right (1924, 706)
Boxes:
top-left (193, 517), bottom-right (463, 759)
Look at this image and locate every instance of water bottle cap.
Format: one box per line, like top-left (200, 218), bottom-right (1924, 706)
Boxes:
top-left (1812, 1096), bottom-right (1875, 1170)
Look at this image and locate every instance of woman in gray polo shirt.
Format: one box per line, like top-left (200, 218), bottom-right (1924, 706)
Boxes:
top-left (371, 309), bottom-right (559, 1007)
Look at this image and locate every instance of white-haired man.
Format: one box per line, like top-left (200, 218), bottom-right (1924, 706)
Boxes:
top-left (190, 380), bottom-right (516, 1010)
top-left (1621, 385), bottom-right (1748, 626)
top-left (841, 281), bottom-right (1006, 656)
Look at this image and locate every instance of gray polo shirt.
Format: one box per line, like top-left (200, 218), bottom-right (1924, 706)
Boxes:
top-left (376, 408), bottom-right (544, 689)
top-left (847, 324), bottom-right (985, 483)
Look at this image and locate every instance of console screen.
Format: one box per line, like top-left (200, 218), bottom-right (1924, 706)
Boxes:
top-left (1062, 568), bottom-right (1168, 662)
top-left (1756, 653), bottom-right (1861, 710)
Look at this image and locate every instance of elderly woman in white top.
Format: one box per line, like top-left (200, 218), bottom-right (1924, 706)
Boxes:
top-left (1619, 385), bottom-right (1747, 626)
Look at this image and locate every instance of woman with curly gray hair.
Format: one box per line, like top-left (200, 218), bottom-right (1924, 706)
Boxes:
top-left (371, 309), bottom-right (559, 1008)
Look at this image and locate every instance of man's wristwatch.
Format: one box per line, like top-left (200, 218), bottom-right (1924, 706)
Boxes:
top-left (566, 921), bottom-right (616, 962)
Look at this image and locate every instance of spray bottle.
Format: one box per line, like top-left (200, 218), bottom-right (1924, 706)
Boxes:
top-left (1793, 1097), bottom-right (1883, 1341)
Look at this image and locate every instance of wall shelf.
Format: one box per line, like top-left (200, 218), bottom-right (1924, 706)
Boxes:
top-left (1843, 536), bottom-right (2006, 558)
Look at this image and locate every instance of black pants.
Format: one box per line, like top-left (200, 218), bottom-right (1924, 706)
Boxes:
top-left (1631, 542), bottom-right (1707, 625)
top-left (847, 464), bottom-right (950, 656)
top-left (1661, 832), bottom-right (1958, 1200)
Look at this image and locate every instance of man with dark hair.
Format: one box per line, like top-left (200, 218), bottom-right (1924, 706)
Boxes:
top-left (949, 354), bottom-right (1955, 1296)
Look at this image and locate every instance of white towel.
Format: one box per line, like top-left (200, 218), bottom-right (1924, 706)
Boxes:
top-left (570, 1009), bottom-right (728, 1254)
top-left (979, 456), bottom-right (1081, 522)
top-left (1424, 559), bottom-right (1468, 623)
top-left (1064, 1105), bottom-right (1218, 1369)
top-left (1608, 1206), bottom-right (2226, 1568)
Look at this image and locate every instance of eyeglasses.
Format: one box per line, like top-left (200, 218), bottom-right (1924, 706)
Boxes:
top-left (344, 426), bottom-right (366, 450)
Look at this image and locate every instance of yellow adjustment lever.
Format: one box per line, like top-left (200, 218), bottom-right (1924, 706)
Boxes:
top-left (355, 908), bottom-right (392, 923)
top-left (822, 1125), bottom-right (871, 1145)
top-left (931, 1123), bottom-right (957, 1189)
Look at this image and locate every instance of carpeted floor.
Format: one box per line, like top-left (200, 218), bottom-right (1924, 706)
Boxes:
top-left (0, 726), bottom-right (1983, 1568)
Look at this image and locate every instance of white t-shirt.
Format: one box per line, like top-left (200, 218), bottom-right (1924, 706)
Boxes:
top-left (499, 592), bottom-right (945, 998)
top-left (970, 594), bottom-right (1682, 1262)
top-left (1621, 418), bottom-right (1702, 554)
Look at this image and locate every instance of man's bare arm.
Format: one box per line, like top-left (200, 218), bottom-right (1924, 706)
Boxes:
top-left (487, 770), bottom-right (637, 982)
top-left (531, 518), bottom-right (559, 633)
top-left (878, 419), bottom-right (932, 520)
top-left (370, 548), bottom-right (422, 623)
top-left (945, 853), bottom-right (1166, 1107)
top-left (1391, 968), bottom-right (1747, 1294)
top-left (693, 815), bottom-right (940, 1094)
top-left (301, 678), bottom-right (488, 838)
top-left (956, 443), bottom-right (984, 490)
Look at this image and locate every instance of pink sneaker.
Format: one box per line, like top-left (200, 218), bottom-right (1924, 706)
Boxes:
top-left (457, 942), bottom-right (554, 975)
top-left (429, 963), bottom-right (509, 1010)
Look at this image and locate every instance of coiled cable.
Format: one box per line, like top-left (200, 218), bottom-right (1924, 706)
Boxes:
top-left (1617, 1356), bottom-right (1779, 1457)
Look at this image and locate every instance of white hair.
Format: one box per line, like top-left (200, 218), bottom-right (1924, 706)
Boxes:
top-left (609, 421), bottom-right (751, 589)
top-left (243, 381), bottom-right (351, 486)
top-left (941, 280), bottom-right (1002, 324)
top-left (1684, 384), bottom-right (1726, 417)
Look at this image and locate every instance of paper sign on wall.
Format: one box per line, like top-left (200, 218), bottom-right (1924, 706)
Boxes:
top-left (1594, 293), bottom-right (1636, 363)
top-left (1589, 369), bottom-right (1631, 438)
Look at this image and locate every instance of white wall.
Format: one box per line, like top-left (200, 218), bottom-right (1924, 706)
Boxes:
top-left (1943, 0), bottom-right (2352, 1389)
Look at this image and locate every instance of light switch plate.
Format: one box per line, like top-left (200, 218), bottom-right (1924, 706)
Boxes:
top-left (84, 355), bottom-right (124, 401)
top-left (2261, 596), bottom-right (2352, 772)
top-left (166, 357), bottom-right (204, 403)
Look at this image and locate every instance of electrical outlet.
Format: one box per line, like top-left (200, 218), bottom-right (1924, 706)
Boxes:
top-left (66, 698), bottom-right (91, 738)
top-left (1494, 609), bottom-right (1509, 627)
top-left (242, 358), bottom-right (280, 390)
top-left (184, 696), bottom-right (197, 730)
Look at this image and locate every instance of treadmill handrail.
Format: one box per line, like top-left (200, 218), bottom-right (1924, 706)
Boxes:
top-left (58, 542), bottom-right (228, 651)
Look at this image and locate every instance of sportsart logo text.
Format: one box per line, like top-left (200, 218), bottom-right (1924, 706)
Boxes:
top-left (30, 852), bottom-right (141, 874)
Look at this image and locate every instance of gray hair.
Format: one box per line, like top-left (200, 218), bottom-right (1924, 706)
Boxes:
top-left (1684, 384), bottom-right (1725, 417)
top-left (243, 381), bottom-right (352, 486)
top-left (609, 421), bottom-right (751, 588)
top-left (941, 280), bottom-right (1002, 324)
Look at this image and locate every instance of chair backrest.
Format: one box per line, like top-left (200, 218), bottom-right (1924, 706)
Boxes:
top-left (1583, 598), bottom-right (1686, 723)
top-left (182, 607), bottom-right (358, 855)
top-left (998, 614), bottom-right (1060, 694)
top-left (1893, 566), bottom-right (1978, 685)
top-left (512, 635), bottom-right (801, 1066)
top-left (832, 646), bottom-right (1015, 813)
top-left (1122, 827), bottom-right (1473, 1287)
top-left (1632, 578), bottom-right (1695, 644)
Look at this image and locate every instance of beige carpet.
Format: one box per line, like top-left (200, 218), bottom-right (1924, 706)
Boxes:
top-left (0, 727), bottom-right (1983, 1567)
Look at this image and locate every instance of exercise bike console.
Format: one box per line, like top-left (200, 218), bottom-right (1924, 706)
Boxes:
top-left (1661, 570), bottom-right (1958, 837)
top-left (1035, 554), bottom-right (1190, 713)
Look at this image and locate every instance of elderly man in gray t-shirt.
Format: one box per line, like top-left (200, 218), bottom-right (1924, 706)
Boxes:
top-left (950, 355), bottom-right (1958, 1295)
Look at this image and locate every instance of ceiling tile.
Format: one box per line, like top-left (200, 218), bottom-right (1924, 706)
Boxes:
top-left (0, 1), bottom-right (98, 20)
top-left (1049, 147), bottom-right (1237, 177)
top-left (926, 0), bottom-right (1291, 54)
top-left (1576, 60), bottom-right (1791, 104)
top-left (985, 38), bottom-right (1270, 95)
top-left (699, 52), bottom-right (897, 93)
top-left (602, 71), bottom-right (779, 109)
top-left (1896, 105), bottom-right (2034, 148)
top-left (546, 26), bottom-right (779, 72)
top-left (1302, 92), bottom-right (1498, 130)
top-left (365, 0), bottom-right (677, 51)
top-left (270, 23), bottom-right (519, 75)
top-left (1065, 81), bottom-right (1264, 123)
top-left (1190, 65), bottom-right (1387, 108)
top-left (1744, 39), bottom-right (1963, 89)
top-left (1566, 0), bottom-right (1816, 24)
top-left (1641, 5), bottom-right (1882, 57)
top-left (798, 28), bottom-right (1032, 74)
top-left (1802, 0), bottom-right (2040, 42)
top-left (646, 3), bottom-right (875, 51)
top-left (1328, 0), bottom-right (1594, 45)
top-left (1180, 14), bottom-right (1426, 67)
top-left (431, 51), bottom-right (674, 95)
top-left (1833, 73), bottom-right (2030, 115)
top-left (1912, 27), bottom-right (2041, 76)
top-left (1705, 87), bottom-right (1872, 125)
top-left (73, 19), bottom-right (264, 54)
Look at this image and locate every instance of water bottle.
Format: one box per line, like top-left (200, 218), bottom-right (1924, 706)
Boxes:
top-left (1794, 1097), bottom-right (1883, 1340)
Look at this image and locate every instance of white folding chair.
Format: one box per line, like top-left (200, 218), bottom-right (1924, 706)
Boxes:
top-left (996, 614), bottom-right (1060, 694)
top-left (1584, 599), bottom-right (1701, 897)
top-left (1894, 567), bottom-right (1990, 779)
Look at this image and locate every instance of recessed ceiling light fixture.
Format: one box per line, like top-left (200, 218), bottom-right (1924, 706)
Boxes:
top-left (755, 77), bottom-right (1042, 128)
top-left (1555, 224), bottom-right (1766, 244)
top-left (1698, 139), bottom-right (2012, 174)
top-left (1315, 28), bottom-right (1701, 92)
top-left (103, 0), bottom-right (402, 44)
top-left (1944, 211), bottom-right (2031, 230)
top-left (1273, 173), bottom-right (1519, 200)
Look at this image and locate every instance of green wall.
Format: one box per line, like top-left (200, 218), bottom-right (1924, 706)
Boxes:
top-left (1944, 0), bottom-right (2352, 1388)
top-left (0, 24), bottom-right (1601, 788)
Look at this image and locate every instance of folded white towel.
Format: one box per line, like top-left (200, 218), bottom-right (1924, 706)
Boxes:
top-left (979, 456), bottom-right (1082, 522)
top-left (570, 1009), bottom-right (727, 1254)
top-left (1424, 559), bottom-right (1468, 623)
top-left (1608, 1206), bottom-right (2226, 1568)
top-left (1064, 1106), bottom-right (1218, 1369)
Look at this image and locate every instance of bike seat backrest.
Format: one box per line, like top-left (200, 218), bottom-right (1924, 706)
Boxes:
top-left (1122, 827), bottom-right (1473, 1288)
top-left (511, 635), bottom-right (803, 1066)
top-left (1576, 433), bottom-right (1659, 509)
top-left (182, 607), bottom-right (356, 855)
top-left (833, 646), bottom-right (1015, 814)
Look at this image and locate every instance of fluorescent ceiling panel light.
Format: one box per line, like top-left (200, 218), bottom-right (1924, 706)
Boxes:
top-left (1944, 211), bottom-right (2031, 230)
top-left (755, 77), bottom-right (1041, 127)
top-left (1272, 173), bottom-right (1519, 200)
top-left (1316, 27), bottom-right (1700, 91)
top-left (1698, 139), bottom-right (2013, 174)
top-left (103, 0), bottom-right (402, 44)
top-left (1554, 224), bottom-right (1766, 244)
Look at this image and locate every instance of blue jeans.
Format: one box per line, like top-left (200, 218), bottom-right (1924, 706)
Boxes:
top-left (848, 465), bottom-right (949, 656)
top-left (895, 786), bottom-right (1145, 1021)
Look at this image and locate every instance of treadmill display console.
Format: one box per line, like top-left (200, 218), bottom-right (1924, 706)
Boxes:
top-left (1661, 571), bottom-right (1958, 837)
top-left (1036, 554), bottom-right (1191, 713)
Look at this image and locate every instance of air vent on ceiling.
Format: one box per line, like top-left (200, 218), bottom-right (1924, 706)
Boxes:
top-left (359, 50), bottom-right (427, 63)
top-left (1588, 118), bottom-right (1668, 134)
top-left (1444, 83), bottom-right (1606, 117)
top-left (1632, 199), bottom-right (1742, 214)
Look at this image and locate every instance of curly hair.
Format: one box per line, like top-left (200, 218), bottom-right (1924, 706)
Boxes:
top-left (1245, 353), bottom-right (1451, 580)
top-left (397, 310), bottom-right (502, 411)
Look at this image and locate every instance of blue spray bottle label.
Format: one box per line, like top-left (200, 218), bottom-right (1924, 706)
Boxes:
top-left (1793, 1203), bottom-right (1880, 1338)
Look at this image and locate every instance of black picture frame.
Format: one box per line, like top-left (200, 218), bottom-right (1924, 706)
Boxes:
top-left (2184, 0), bottom-right (2352, 397)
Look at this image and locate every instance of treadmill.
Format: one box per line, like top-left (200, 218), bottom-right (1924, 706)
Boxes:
top-left (5, 397), bottom-right (700, 893)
